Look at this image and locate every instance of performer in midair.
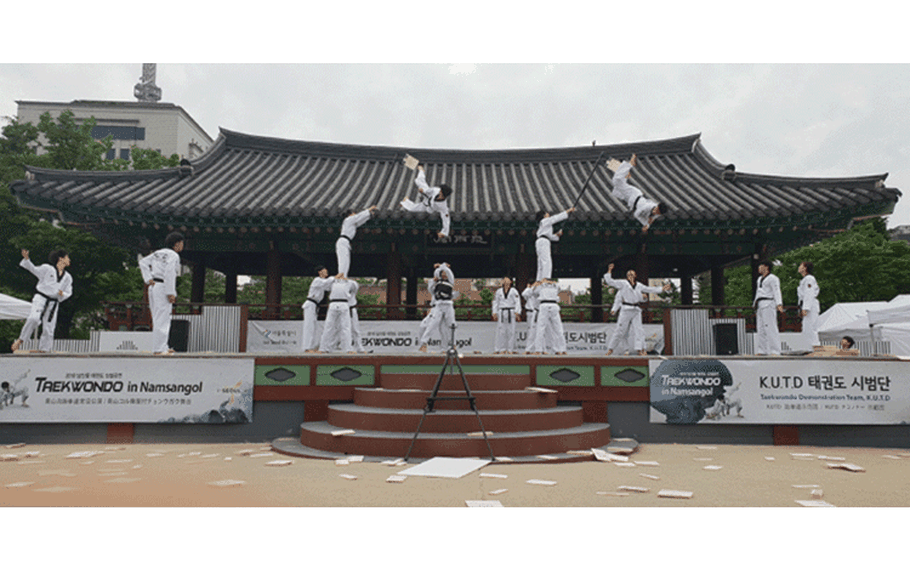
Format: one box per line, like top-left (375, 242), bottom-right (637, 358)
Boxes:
top-left (603, 263), bottom-right (671, 356)
top-left (797, 261), bottom-right (820, 349)
top-left (492, 276), bottom-right (522, 354)
top-left (301, 265), bottom-right (334, 353)
top-left (609, 154), bottom-right (666, 233)
top-left (138, 233), bottom-right (184, 355)
top-left (418, 262), bottom-right (457, 352)
top-left (753, 261), bottom-right (783, 356)
top-left (347, 278), bottom-right (367, 353)
top-left (535, 207), bottom-right (574, 281)
top-left (336, 206), bottom-right (377, 278)
top-left (521, 281), bottom-right (540, 354)
top-left (533, 279), bottom-right (567, 355)
top-left (401, 163), bottom-right (452, 239)
top-left (11, 248), bottom-right (73, 353)
top-left (319, 274), bottom-right (355, 353)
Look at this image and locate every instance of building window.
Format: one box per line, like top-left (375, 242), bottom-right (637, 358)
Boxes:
top-left (120, 148), bottom-right (130, 160)
top-left (91, 125), bottom-right (145, 141)
top-left (106, 149), bottom-right (116, 160)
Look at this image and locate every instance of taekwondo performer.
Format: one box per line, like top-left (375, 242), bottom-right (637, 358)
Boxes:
top-left (347, 278), bottom-right (367, 353)
top-left (401, 163), bottom-right (452, 239)
top-left (418, 262), bottom-right (457, 352)
top-left (11, 248), bottom-right (72, 353)
top-left (302, 265), bottom-right (335, 353)
top-left (492, 276), bottom-right (522, 354)
top-left (533, 279), bottom-right (567, 355)
top-left (603, 263), bottom-right (671, 356)
top-left (521, 281), bottom-right (540, 354)
top-left (337, 206), bottom-right (377, 277)
top-left (417, 263), bottom-right (449, 345)
top-left (319, 274), bottom-right (355, 353)
top-left (138, 233), bottom-right (184, 355)
top-left (535, 207), bottom-right (574, 281)
top-left (609, 154), bottom-right (666, 233)
top-left (753, 261), bottom-right (784, 355)
top-left (797, 261), bottom-right (820, 349)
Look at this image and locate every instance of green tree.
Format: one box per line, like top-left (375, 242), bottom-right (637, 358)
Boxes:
top-left (130, 147), bottom-right (180, 170)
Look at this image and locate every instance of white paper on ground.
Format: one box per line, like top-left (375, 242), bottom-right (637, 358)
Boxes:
top-left (466, 500), bottom-right (503, 507)
top-left (398, 457), bottom-right (491, 479)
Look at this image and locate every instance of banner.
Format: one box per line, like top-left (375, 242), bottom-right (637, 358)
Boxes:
top-left (649, 358), bottom-right (910, 425)
top-left (246, 320), bottom-right (663, 354)
top-left (0, 357), bottom-right (254, 423)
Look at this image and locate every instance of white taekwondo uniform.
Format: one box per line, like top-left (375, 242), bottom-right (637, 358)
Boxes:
top-left (798, 273), bottom-right (820, 348)
top-left (612, 161), bottom-right (659, 228)
top-left (401, 168), bottom-right (451, 237)
top-left (420, 264), bottom-right (457, 350)
top-left (139, 248), bottom-right (180, 354)
top-left (534, 280), bottom-right (567, 353)
top-left (301, 275), bottom-right (335, 351)
top-left (521, 284), bottom-right (539, 352)
top-left (535, 210), bottom-right (569, 281)
top-left (603, 272), bottom-right (665, 353)
top-left (319, 278), bottom-right (354, 352)
top-left (336, 209), bottom-right (373, 278)
top-left (492, 285), bottom-right (522, 353)
top-left (17, 258), bottom-right (73, 352)
top-left (753, 272), bottom-right (783, 355)
top-left (347, 279), bottom-right (366, 353)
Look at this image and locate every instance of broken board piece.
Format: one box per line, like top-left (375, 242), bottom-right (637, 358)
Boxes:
top-left (265, 460), bottom-right (293, 467)
top-left (65, 451), bottom-right (103, 459)
top-left (810, 489), bottom-right (824, 499)
top-left (796, 500), bottom-right (835, 507)
top-left (526, 479), bottom-right (557, 486)
top-left (398, 457), bottom-right (490, 479)
top-left (4, 443), bottom-right (26, 449)
top-left (592, 448), bottom-right (629, 462)
top-left (347, 455), bottom-right (364, 463)
top-left (5, 481), bottom-right (35, 488)
top-left (617, 485), bottom-right (649, 493)
top-left (104, 477), bottom-right (141, 484)
top-left (248, 453), bottom-right (273, 458)
top-left (827, 462), bottom-right (865, 472)
top-left (207, 479), bottom-right (246, 487)
top-left (465, 500), bottom-right (503, 507)
top-left (0, 454), bottom-right (20, 462)
top-left (792, 484), bottom-right (821, 489)
top-left (386, 475), bottom-right (407, 483)
top-left (235, 449), bottom-right (256, 456)
top-left (693, 457), bottom-right (714, 462)
top-left (335, 459), bottom-right (350, 466)
top-left (634, 461), bottom-right (660, 467)
top-left (790, 453), bottom-right (814, 458)
top-left (331, 429), bottom-right (356, 437)
top-left (882, 455), bottom-right (901, 460)
top-left (614, 463), bottom-right (637, 468)
top-left (703, 465), bottom-right (723, 471)
top-left (479, 472), bottom-right (508, 479)
top-left (403, 154), bottom-right (420, 170)
top-left (494, 456), bottom-right (514, 463)
top-left (597, 491), bottom-right (630, 497)
top-left (339, 474), bottom-right (358, 480)
top-left (536, 455), bottom-right (557, 461)
top-left (33, 486), bottom-right (76, 493)
top-left (488, 488), bottom-right (509, 495)
top-left (765, 457), bottom-right (776, 461)
top-left (640, 473), bottom-right (660, 480)
top-left (658, 489), bottom-right (694, 499)
top-left (381, 458), bottom-right (405, 466)
top-left (606, 438), bottom-right (639, 455)
top-left (695, 446), bottom-right (718, 450)
top-left (818, 455), bottom-right (845, 461)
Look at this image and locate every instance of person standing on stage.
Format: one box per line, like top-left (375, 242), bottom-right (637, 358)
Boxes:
top-left (609, 154), bottom-right (666, 233)
top-left (301, 265), bottom-right (334, 353)
top-left (11, 248), bottom-right (73, 353)
top-left (336, 206), bottom-right (377, 278)
top-left (319, 274), bottom-right (355, 353)
top-left (797, 261), bottom-right (820, 349)
top-left (138, 232), bottom-right (184, 355)
top-left (492, 276), bottom-right (522, 354)
top-left (521, 281), bottom-right (540, 354)
top-left (603, 263), bottom-right (670, 356)
top-left (533, 279), bottom-right (567, 355)
top-left (347, 278), bottom-right (366, 353)
top-left (535, 207), bottom-right (574, 281)
top-left (401, 164), bottom-right (452, 239)
top-left (753, 261), bottom-right (784, 355)
top-left (419, 262), bottom-right (457, 352)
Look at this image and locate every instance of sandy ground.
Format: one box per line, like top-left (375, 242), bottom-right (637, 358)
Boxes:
top-left (2, 441), bottom-right (909, 507)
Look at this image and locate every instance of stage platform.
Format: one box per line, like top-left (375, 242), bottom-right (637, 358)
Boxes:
top-left (2, 352), bottom-right (909, 453)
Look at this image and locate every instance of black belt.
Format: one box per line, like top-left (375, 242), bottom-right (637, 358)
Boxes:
top-left (622, 302), bottom-right (641, 307)
top-left (754, 297), bottom-right (773, 307)
top-left (540, 300), bottom-right (558, 304)
top-left (339, 235), bottom-right (352, 242)
top-left (631, 195), bottom-right (642, 213)
top-left (536, 236), bottom-right (551, 242)
top-left (153, 278), bottom-right (164, 283)
top-left (330, 298), bottom-right (348, 302)
top-left (304, 298), bottom-right (319, 306)
top-left (499, 307), bottom-right (514, 324)
top-left (37, 291), bottom-right (60, 322)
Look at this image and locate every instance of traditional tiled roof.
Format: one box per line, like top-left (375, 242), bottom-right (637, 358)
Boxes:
top-left (11, 128), bottom-right (900, 231)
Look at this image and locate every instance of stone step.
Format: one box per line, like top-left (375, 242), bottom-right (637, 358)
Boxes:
top-left (354, 387), bottom-right (558, 411)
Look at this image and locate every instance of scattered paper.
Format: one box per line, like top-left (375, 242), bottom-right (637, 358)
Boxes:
top-left (335, 459), bottom-right (350, 466)
top-left (235, 449), bottom-right (255, 456)
top-left (614, 462), bottom-right (637, 468)
top-left (146, 453), bottom-right (165, 458)
top-left (526, 479), bottom-right (557, 486)
top-left (38, 470), bottom-right (75, 477)
top-left (488, 488), bottom-right (508, 495)
top-left (65, 451), bottom-right (103, 459)
top-left (592, 448), bottom-right (628, 462)
top-left (796, 500), bottom-right (835, 507)
top-left (347, 455), bottom-right (364, 463)
top-left (106, 459), bottom-right (133, 463)
top-left (827, 462), bottom-right (865, 472)
top-left (810, 489), bottom-right (824, 499)
top-left (495, 456), bottom-right (514, 463)
top-left (132, 465), bottom-right (142, 469)
top-left (537, 455), bottom-right (557, 461)
top-left (597, 491), bottom-right (630, 497)
top-left (248, 453), bottom-right (273, 458)
top-left (98, 472), bottom-right (127, 477)
top-left (790, 453), bottom-right (814, 458)
top-left (792, 484), bottom-right (821, 489)
top-left (398, 457), bottom-right (490, 479)
top-left (617, 485), bottom-right (649, 493)
top-left (703, 465), bottom-right (723, 471)
top-left (104, 477), bottom-right (141, 484)
top-left (208, 479), bottom-right (245, 487)
top-left (882, 455), bottom-right (901, 460)
top-left (765, 457), bottom-right (776, 461)
top-left (339, 474), bottom-right (358, 481)
top-left (479, 473), bottom-right (508, 479)
top-left (386, 475), bottom-right (407, 483)
top-left (33, 486), bottom-right (76, 493)
top-left (77, 461), bottom-right (96, 466)
top-left (331, 429), bottom-right (356, 437)
top-left (265, 460), bottom-right (293, 467)
top-left (635, 461), bottom-right (660, 467)
top-left (466, 500), bottom-right (502, 507)
top-left (0, 454), bottom-right (21, 462)
top-left (200, 454), bottom-right (220, 459)
top-left (696, 446), bottom-right (718, 450)
top-left (693, 457), bottom-right (714, 462)
top-left (4, 443), bottom-right (25, 449)
top-left (640, 473), bottom-right (660, 480)
top-left (188, 452), bottom-right (201, 456)
top-left (658, 489), bottom-right (693, 499)
top-left (818, 455), bottom-right (845, 461)
top-left (5, 481), bottom-right (35, 488)
top-left (381, 458), bottom-right (405, 466)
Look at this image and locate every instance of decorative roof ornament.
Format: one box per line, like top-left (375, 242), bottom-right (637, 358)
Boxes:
top-left (133, 63), bottom-right (162, 103)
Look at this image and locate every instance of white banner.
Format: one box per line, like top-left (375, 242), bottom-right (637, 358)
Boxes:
top-left (649, 358), bottom-right (910, 425)
top-left (0, 357), bottom-right (254, 423)
top-left (246, 320), bottom-right (663, 354)
top-left (98, 331), bottom-right (154, 353)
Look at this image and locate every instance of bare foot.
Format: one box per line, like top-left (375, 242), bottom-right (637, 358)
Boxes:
top-left (11, 339), bottom-right (22, 352)
top-left (605, 350), bottom-right (613, 356)
top-left (418, 345), bottom-right (427, 353)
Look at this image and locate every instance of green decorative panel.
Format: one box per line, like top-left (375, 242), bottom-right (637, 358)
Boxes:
top-left (255, 365), bottom-right (310, 386)
top-left (316, 364), bottom-right (375, 386)
top-left (601, 366), bottom-right (650, 387)
top-left (535, 365), bottom-right (595, 387)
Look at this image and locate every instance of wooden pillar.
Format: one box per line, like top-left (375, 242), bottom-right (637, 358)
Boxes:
top-left (711, 266), bottom-right (725, 306)
top-left (266, 244), bottom-right (282, 317)
top-left (590, 269), bottom-right (603, 322)
top-left (225, 272), bottom-right (238, 304)
top-left (633, 251), bottom-right (649, 282)
top-left (387, 249), bottom-right (402, 320)
top-left (681, 271), bottom-right (693, 305)
top-left (751, 253), bottom-right (761, 304)
top-left (515, 250), bottom-right (532, 289)
top-left (406, 267), bottom-right (418, 319)
top-left (191, 261), bottom-right (206, 303)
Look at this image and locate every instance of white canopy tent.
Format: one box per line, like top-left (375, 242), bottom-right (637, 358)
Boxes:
top-left (818, 295), bottom-right (910, 356)
top-left (0, 292), bottom-right (31, 320)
